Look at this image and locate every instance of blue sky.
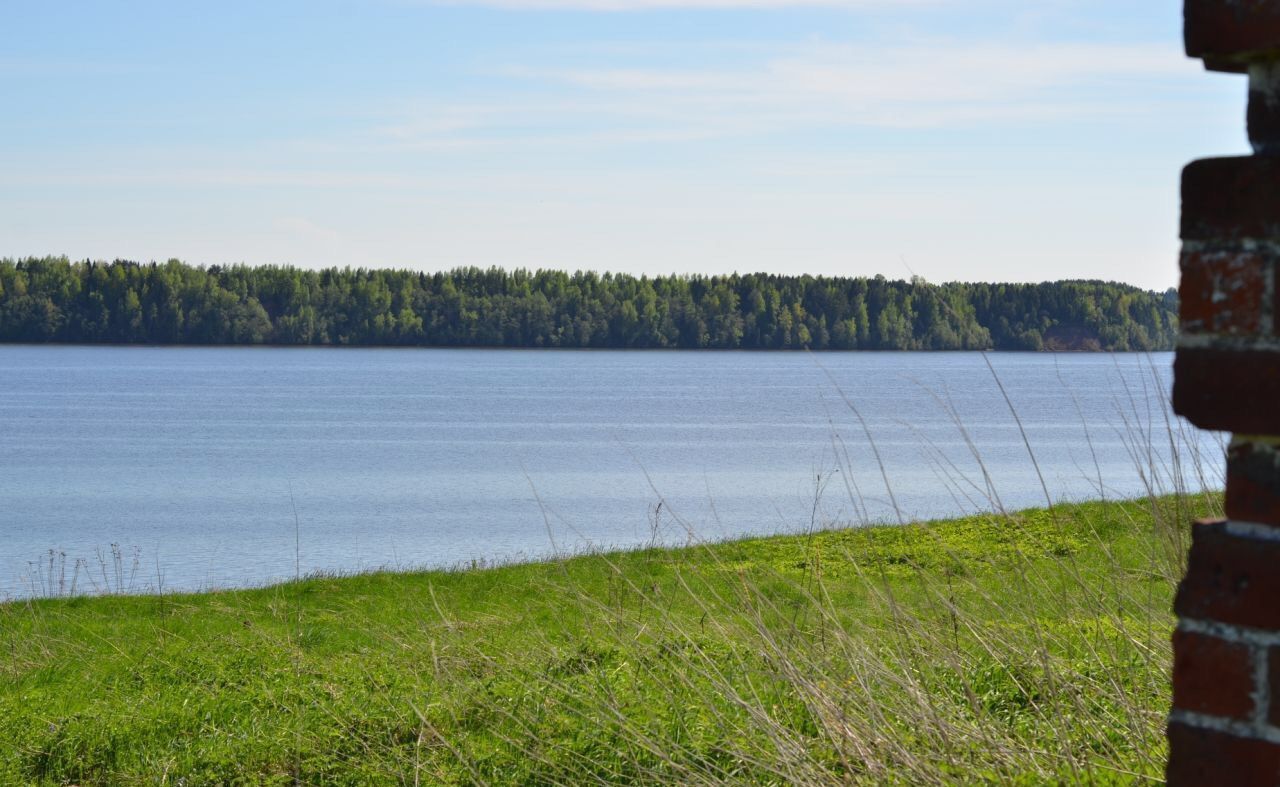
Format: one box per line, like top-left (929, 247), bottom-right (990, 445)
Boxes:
top-left (1, 0), bottom-right (1247, 289)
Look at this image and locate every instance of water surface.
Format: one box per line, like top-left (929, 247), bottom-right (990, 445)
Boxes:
top-left (0, 347), bottom-right (1219, 597)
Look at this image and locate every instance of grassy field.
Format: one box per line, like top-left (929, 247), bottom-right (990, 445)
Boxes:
top-left (0, 494), bottom-right (1215, 785)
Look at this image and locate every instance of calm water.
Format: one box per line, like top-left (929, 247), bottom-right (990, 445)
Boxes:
top-left (0, 346), bottom-right (1221, 598)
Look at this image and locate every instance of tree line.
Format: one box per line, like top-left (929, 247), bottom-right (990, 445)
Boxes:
top-left (0, 257), bottom-right (1178, 351)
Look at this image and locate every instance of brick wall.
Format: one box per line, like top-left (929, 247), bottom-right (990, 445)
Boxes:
top-left (1169, 2), bottom-right (1280, 783)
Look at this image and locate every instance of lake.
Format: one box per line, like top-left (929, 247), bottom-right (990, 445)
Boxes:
top-left (0, 346), bottom-right (1220, 598)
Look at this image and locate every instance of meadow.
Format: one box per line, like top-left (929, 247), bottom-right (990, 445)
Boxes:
top-left (0, 493), bottom-right (1214, 784)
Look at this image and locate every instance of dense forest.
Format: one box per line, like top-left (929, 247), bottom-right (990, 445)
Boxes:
top-left (0, 257), bottom-right (1178, 351)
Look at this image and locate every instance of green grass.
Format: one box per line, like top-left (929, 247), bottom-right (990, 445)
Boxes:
top-left (0, 494), bottom-right (1215, 785)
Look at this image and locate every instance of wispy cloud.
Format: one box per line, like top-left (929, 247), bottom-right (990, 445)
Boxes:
top-left (368, 38), bottom-right (1199, 152)
top-left (273, 216), bottom-right (343, 244)
top-left (0, 58), bottom-right (142, 77)
top-left (0, 168), bottom-right (415, 190)
top-left (1, 0), bottom-right (1235, 289)
top-left (427, 0), bottom-right (942, 10)
top-left (522, 40), bottom-right (1187, 101)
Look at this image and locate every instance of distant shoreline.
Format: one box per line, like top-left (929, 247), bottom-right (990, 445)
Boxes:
top-left (0, 341), bottom-right (1174, 353)
top-left (2, 257), bottom-right (1178, 352)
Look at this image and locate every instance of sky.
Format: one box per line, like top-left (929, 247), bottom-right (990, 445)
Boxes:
top-left (0, 0), bottom-right (1250, 290)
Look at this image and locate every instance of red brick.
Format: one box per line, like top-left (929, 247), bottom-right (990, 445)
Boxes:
top-left (1173, 630), bottom-right (1257, 719)
top-left (1182, 157), bottom-right (1280, 241)
top-left (1175, 519), bottom-right (1280, 629)
top-left (1179, 250), bottom-right (1266, 335)
top-left (1185, 0), bottom-right (1280, 70)
top-left (1168, 722), bottom-right (1280, 785)
top-left (1173, 347), bottom-right (1280, 434)
top-left (1227, 441), bottom-right (1280, 526)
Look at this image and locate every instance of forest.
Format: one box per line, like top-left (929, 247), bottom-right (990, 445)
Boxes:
top-left (0, 257), bottom-right (1178, 351)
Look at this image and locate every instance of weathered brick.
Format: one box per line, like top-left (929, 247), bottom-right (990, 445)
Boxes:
top-left (1270, 647), bottom-right (1280, 727)
top-left (1250, 91), bottom-right (1280, 152)
top-left (1168, 722), bottom-right (1280, 785)
top-left (1173, 347), bottom-right (1280, 434)
top-left (1182, 157), bottom-right (1280, 241)
top-left (1179, 250), bottom-right (1266, 335)
top-left (1249, 61), bottom-right (1280, 153)
top-left (1185, 0), bottom-right (1280, 71)
top-left (1172, 630), bottom-right (1257, 719)
top-left (1227, 440), bottom-right (1280, 526)
top-left (1175, 519), bottom-right (1280, 629)
top-left (1275, 263), bottom-right (1280, 337)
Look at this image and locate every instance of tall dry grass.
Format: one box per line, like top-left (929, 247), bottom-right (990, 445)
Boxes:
top-left (372, 355), bottom-right (1222, 784)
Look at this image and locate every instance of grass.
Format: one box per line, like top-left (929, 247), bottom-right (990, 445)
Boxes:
top-left (0, 492), bottom-right (1217, 785)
